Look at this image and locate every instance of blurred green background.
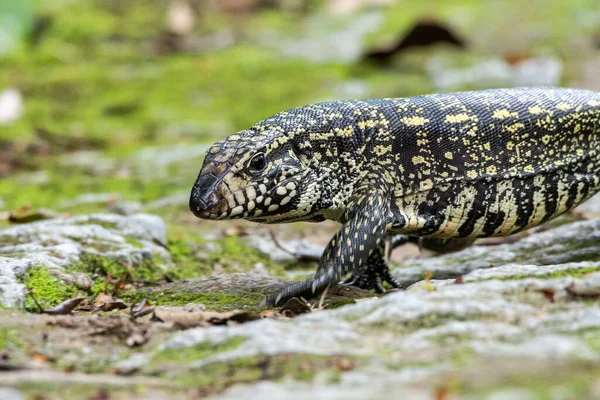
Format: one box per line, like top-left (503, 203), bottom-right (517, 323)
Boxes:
top-left (0, 0), bottom-right (599, 222)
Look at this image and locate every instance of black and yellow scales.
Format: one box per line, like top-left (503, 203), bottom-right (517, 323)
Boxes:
top-left (190, 87), bottom-right (600, 306)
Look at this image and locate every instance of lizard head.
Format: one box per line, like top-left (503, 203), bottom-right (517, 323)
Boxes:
top-left (189, 127), bottom-right (325, 223)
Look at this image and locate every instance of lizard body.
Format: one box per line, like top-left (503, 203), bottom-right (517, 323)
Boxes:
top-left (190, 87), bottom-right (600, 305)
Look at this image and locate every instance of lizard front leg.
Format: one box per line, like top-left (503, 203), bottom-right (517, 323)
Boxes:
top-left (341, 239), bottom-right (400, 292)
top-left (340, 235), bottom-right (475, 292)
top-left (265, 186), bottom-right (390, 306)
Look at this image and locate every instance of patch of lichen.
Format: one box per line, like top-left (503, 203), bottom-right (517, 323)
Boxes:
top-left (14, 382), bottom-right (182, 400)
top-left (455, 359), bottom-right (600, 399)
top-left (363, 311), bottom-right (497, 336)
top-left (20, 267), bottom-right (79, 312)
top-left (158, 352), bottom-right (360, 394)
top-left (119, 289), bottom-right (264, 312)
top-left (152, 336), bottom-right (247, 365)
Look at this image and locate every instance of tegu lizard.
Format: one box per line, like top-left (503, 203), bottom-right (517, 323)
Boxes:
top-left (189, 87), bottom-right (600, 306)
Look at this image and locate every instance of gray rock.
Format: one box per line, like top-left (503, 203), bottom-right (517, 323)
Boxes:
top-left (574, 192), bottom-right (600, 215)
top-left (427, 56), bottom-right (562, 90)
top-left (0, 387), bottom-right (25, 400)
top-left (263, 11), bottom-right (383, 63)
top-left (392, 219), bottom-right (600, 285)
top-left (245, 234), bottom-right (323, 262)
top-left (212, 377), bottom-right (434, 400)
top-left (0, 213), bottom-right (170, 307)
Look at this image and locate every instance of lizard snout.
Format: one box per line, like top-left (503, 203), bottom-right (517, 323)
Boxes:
top-left (189, 173), bottom-right (222, 218)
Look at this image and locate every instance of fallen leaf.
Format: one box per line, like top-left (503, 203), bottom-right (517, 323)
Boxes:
top-left (454, 276), bottom-right (464, 284)
top-left (260, 310), bottom-right (278, 318)
top-left (279, 297), bottom-right (312, 316)
top-left (435, 386), bottom-right (451, 400)
top-left (539, 288), bottom-right (556, 303)
top-left (565, 282), bottom-right (600, 299)
top-left (94, 293), bottom-right (127, 312)
top-left (28, 349), bottom-right (50, 364)
top-left (131, 299), bottom-right (156, 320)
top-left (44, 297), bottom-right (86, 315)
top-left (505, 52), bottom-right (532, 65)
top-left (111, 274), bottom-right (127, 297)
top-left (336, 357), bottom-right (354, 371)
top-left (8, 206), bottom-right (59, 223)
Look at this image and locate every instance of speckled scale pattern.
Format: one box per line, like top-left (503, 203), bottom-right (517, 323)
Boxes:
top-left (190, 87), bottom-right (600, 305)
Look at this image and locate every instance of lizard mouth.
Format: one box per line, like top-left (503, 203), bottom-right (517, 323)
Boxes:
top-left (189, 173), bottom-right (231, 219)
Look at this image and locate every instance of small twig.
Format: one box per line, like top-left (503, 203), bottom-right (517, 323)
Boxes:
top-left (317, 285), bottom-right (330, 310)
top-left (111, 274), bottom-right (127, 297)
top-left (28, 290), bottom-right (45, 313)
top-left (268, 230), bottom-right (296, 256)
top-left (104, 270), bottom-right (112, 294)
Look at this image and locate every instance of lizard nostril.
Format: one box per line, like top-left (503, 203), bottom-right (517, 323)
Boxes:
top-left (190, 174), bottom-right (222, 216)
top-left (189, 190), bottom-right (209, 215)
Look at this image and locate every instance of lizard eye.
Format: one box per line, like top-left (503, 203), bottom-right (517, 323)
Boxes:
top-left (248, 153), bottom-right (267, 172)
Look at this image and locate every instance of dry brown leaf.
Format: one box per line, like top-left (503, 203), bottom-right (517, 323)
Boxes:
top-left (93, 293), bottom-right (127, 312)
top-left (565, 282), bottom-right (600, 298)
top-left (539, 288), bottom-right (556, 303)
top-left (44, 297), bottom-right (86, 315)
top-left (336, 357), bottom-right (354, 371)
top-left (279, 297), bottom-right (312, 316)
top-left (8, 205), bottom-right (59, 224)
top-left (111, 274), bottom-right (127, 297)
top-left (260, 310), bottom-right (278, 318)
top-left (28, 349), bottom-right (50, 364)
top-left (131, 299), bottom-right (155, 320)
top-left (435, 386), bottom-right (451, 400)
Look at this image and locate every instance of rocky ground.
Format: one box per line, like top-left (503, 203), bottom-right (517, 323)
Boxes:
top-left (3, 0), bottom-right (600, 398)
top-left (2, 195), bottom-right (600, 399)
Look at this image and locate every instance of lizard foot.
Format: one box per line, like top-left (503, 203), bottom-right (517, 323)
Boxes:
top-left (340, 260), bottom-right (400, 293)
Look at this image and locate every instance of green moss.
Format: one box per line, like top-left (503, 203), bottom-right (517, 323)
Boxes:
top-left (152, 337), bottom-right (246, 364)
top-left (0, 327), bottom-right (19, 350)
top-left (89, 277), bottom-right (106, 295)
top-left (166, 234), bottom-right (287, 281)
top-left (15, 382), bottom-right (181, 400)
top-left (120, 289), bottom-right (264, 312)
top-left (154, 353), bottom-right (360, 393)
top-left (74, 253), bottom-right (166, 283)
top-left (20, 267), bottom-right (78, 312)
